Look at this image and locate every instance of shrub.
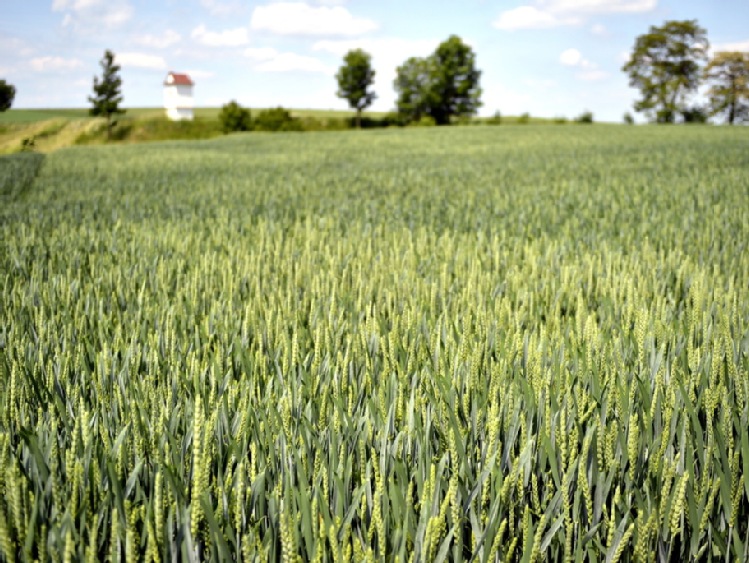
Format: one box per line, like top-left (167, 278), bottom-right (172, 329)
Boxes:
top-left (383, 112), bottom-right (409, 127)
top-left (623, 112), bottom-right (635, 125)
top-left (254, 107), bottom-right (302, 132)
top-left (219, 100), bottom-right (252, 133)
top-left (412, 115), bottom-right (436, 127)
top-left (682, 107), bottom-right (708, 124)
top-left (553, 116), bottom-right (568, 125)
top-left (518, 112), bottom-right (531, 124)
top-left (487, 111), bottom-right (502, 125)
top-left (20, 136), bottom-right (36, 152)
top-left (575, 110), bottom-right (594, 124)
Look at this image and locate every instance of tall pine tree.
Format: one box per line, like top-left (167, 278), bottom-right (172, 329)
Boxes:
top-left (89, 50), bottom-right (125, 140)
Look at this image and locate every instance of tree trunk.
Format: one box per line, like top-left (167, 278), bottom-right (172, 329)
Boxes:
top-left (356, 108), bottom-right (361, 129)
top-left (729, 79), bottom-right (736, 125)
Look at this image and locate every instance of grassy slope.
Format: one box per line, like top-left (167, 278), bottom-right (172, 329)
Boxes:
top-left (0, 107), bottom-right (385, 124)
top-left (0, 107), bottom-right (391, 153)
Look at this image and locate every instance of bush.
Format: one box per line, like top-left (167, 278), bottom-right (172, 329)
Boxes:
top-left (412, 115), bottom-right (436, 127)
top-left (254, 107), bottom-right (302, 132)
top-left (219, 101), bottom-right (252, 133)
top-left (553, 116), bottom-right (568, 125)
top-left (623, 112), bottom-right (635, 125)
top-left (487, 111), bottom-right (502, 126)
top-left (347, 116), bottom-right (391, 129)
top-left (454, 116), bottom-right (476, 126)
top-left (20, 136), bottom-right (36, 152)
top-left (656, 109), bottom-right (675, 124)
top-left (575, 111), bottom-right (594, 124)
top-left (518, 112), bottom-right (530, 124)
top-left (682, 107), bottom-right (708, 124)
top-left (383, 112), bottom-right (409, 127)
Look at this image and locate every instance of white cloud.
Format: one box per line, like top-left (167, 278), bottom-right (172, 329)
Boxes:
top-left (313, 37), bottom-right (437, 65)
top-left (115, 52), bottom-right (168, 70)
top-left (578, 70), bottom-right (610, 81)
top-left (257, 53), bottom-right (333, 73)
top-left (134, 30), bottom-right (181, 49)
top-left (29, 56), bottom-right (83, 72)
top-left (712, 39), bottom-right (749, 53)
top-left (186, 69), bottom-right (215, 79)
top-left (493, 6), bottom-right (580, 30)
top-left (53, 0), bottom-right (103, 9)
top-left (591, 23), bottom-right (607, 35)
top-left (244, 47), bottom-right (333, 73)
top-left (559, 48), bottom-right (608, 80)
top-left (200, 0), bottom-right (244, 16)
top-left (540, 0), bottom-right (657, 13)
top-left (54, 0), bottom-right (133, 29)
top-left (244, 47), bottom-right (280, 61)
top-left (560, 48), bottom-right (583, 66)
top-left (494, 0), bottom-right (655, 30)
top-left (191, 24), bottom-right (249, 47)
top-left (250, 3), bottom-right (378, 36)
top-left (480, 82), bottom-right (533, 116)
top-left (560, 48), bottom-right (596, 69)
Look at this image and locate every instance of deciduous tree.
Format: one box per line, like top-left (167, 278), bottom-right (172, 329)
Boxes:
top-left (336, 49), bottom-right (376, 129)
top-left (394, 35), bottom-right (482, 125)
top-left (89, 50), bottom-right (125, 140)
top-left (0, 79), bottom-right (15, 112)
top-left (394, 57), bottom-right (432, 123)
top-left (427, 35), bottom-right (482, 125)
top-left (622, 20), bottom-right (708, 123)
top-left (704, 51), bottom-right (749, 125)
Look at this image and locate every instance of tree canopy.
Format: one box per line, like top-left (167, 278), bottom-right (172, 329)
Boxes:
top-left (622, 20), bottom-right (709, 123)
top-left (0, 79), bottom-right (15, 112)
top-left (394, 35), bottom-right (481, 125)
top-left (704, 51), bottom-right (749, 125)
top-left (336, 49), bottom-right (376, 129)
top-left (218, 100), bottom-right (252, 133)
top-left (89, 50), bottom-right (125, 140)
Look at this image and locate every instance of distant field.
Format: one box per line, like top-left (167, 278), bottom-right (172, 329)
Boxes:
top-left (1, 126), bottom-right (748, 561)
top-left (0, 107), bottom-right (387, 124)
top-left (0, 107), bottom-right (561, 154)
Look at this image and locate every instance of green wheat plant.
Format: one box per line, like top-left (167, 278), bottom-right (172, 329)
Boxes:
top-left (1, 125), bottom-right (748, 561)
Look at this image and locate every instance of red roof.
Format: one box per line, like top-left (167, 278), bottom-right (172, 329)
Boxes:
top-left (164, 72), bottom-right (194, 86)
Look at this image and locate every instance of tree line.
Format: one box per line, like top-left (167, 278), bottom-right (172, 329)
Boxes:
top-left (622, 20), bottom-right (749, 124)
top-left (3, 19), bottom-right (746, 132)
top-left (337, 21), bottom-right (748, 126)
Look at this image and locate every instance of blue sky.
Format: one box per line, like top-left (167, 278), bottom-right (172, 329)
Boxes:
top-left (2, 0), bottom-right (748, 121)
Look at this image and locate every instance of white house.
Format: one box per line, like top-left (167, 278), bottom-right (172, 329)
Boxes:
top-left (163, 72), bottom-right (194, 121)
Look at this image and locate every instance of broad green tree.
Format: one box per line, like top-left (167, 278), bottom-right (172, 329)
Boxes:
top-left (394, 57), bottom-right (432, 123)
top-left (0, 79), bottom-right (15, 111)
top-left (394, 35), bottom-right (482, 125)
top-left (427, 35), bottom-right (482, 125)
top-left (89, 50), bottom-right (125, 140)
top-left (336, 49), bottom-right (376, 129)
top-left (704, 51), bottom-right (749, 125)
top-left (622, 20), bottom-right (709, 123)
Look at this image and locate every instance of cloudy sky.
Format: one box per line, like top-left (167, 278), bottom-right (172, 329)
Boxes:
top-left (2, 1), bottom-right (748, 121)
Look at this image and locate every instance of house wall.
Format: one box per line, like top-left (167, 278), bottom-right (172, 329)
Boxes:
top-left (166, 107), bottom-right (195, 121)
top-left (164, 84), bottom-right (194, 121)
